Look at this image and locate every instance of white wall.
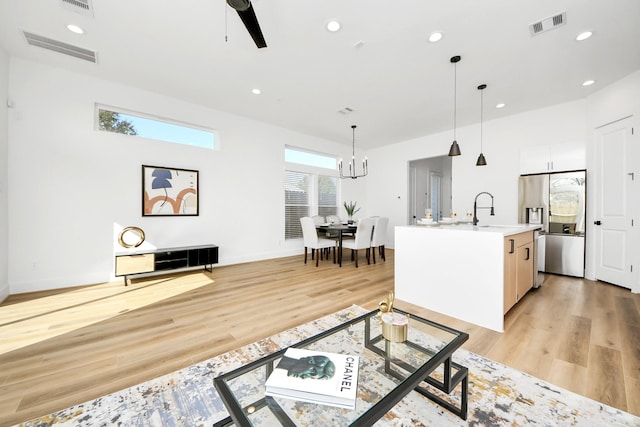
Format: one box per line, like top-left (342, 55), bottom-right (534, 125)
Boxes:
top-left (0, 47), bottom-right (8, 302)
top-left (6, 56), bottom-right (639, 295)
top-left (7, 58), bottom-right (363, 293)
top-left (366, 100), bottom-right (588, 246)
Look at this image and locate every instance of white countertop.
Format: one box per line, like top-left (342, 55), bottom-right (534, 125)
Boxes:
top-left (408, 223), bottom-right (542, 236)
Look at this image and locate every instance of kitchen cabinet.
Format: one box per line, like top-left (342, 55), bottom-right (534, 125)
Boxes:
top-left (520, 142), bottom-right (585, 174)
top-left (504, 231), bottom-right (534, 314)
top-left (395, 223), bottom-right (541, 332)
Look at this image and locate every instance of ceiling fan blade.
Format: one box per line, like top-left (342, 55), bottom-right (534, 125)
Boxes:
top-left (233, 3), bottom-right (267, 48)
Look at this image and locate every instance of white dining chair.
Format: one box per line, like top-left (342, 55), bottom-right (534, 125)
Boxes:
top-left (341, 217), bottom-right (376, 267)
top-left (370, 216), bottom-right (389, 263)
top-left (311, 215), bottom-right (325, 225)
top-left (300, 217), bottom-right (336, 266)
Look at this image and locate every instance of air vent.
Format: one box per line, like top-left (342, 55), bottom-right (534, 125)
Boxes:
top-left (529, 12), bottom-right (566, 36)
top-left (60, 0), bottom-right (94, 17)
top-left (338, 107), bottom-right (354, 115)
top-left (23, 31), bottom-right (97, 63)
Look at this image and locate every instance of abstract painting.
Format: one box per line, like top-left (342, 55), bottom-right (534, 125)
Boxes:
top-left (142, 165), bottom-right (199, 216)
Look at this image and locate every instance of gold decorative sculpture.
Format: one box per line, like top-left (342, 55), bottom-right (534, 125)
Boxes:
top-left (118, 226), bottom-right (145, 248)
top-left (378, 290), bottom-right (394, 314)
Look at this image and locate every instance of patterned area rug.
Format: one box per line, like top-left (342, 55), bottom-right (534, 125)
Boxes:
top-left (18, 305), bottom-right (640, 426)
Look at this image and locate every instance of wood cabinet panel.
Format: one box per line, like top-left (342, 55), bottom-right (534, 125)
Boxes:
top-left (504, 231), bottom-right (534, 314)
top-left (517, 242), bottom-right (534, 297)
top-left (115, 254), bottom-right (155, 276)
top-left (504, 237), bottom-right (517, 314)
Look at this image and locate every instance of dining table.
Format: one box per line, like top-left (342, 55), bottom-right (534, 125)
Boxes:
top-left (316, 223), bottom-right (357, 267)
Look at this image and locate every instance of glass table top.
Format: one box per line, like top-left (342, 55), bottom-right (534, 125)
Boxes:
top-left (214, 308), bottom-right (468, 426)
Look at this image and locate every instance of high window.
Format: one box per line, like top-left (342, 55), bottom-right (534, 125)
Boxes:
top-left (284, 147), bottom-right (339, 240)
top-left (96, 105), bottom-right (215, 149)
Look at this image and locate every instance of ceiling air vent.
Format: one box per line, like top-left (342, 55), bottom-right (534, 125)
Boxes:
top-left (23, 31), bottom-right (98, 63)
top-left (529, 12), bottom-right (566, 36)
top-left (338, 107), bottom-right (354, 115)
top-left (60, 0), bottom-right (94, 17)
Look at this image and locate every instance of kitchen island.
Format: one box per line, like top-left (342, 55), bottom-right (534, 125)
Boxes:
top-left (395, 223), bottom-right (542, 332)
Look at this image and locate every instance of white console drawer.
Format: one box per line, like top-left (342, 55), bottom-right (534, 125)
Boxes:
top-left (115, 253), bottom-right (155, 276)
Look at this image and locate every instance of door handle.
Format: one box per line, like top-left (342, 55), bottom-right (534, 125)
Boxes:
top-left (509, 239), bottom-right (515, 254)
top-left (525, 247), bottom-right (530, 260)
top-left (594, 220), bottom-right (602, 226)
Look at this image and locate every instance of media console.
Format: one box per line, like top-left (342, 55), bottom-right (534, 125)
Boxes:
top-left (115, 244), bottom-right (218, 285)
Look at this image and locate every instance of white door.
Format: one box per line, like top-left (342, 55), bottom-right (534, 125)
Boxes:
top-left (594, 117), bottom-right (635, 288)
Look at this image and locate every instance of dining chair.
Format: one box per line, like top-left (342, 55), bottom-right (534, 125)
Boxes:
top-left (311, 215), bottom-right (325, 225)
top-left (325, 214), bottom-right (341, 225)
top-left (300, 217), bottom-right (336, 266)
top-left (370, 216), bottom-right (389, 263)
top-left (341, 217), bottom-right (376, 267)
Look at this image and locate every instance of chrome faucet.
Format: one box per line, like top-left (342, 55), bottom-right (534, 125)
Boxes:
top-left (473, 192), bottom-right (495, 226)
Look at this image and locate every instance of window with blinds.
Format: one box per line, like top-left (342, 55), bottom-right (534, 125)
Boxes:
top-left (318, 175), bottom-right (338, 218)
top-left (285, 171), bottom-right (310, 239)
top-left (285, 147), bottom-right (340, 240)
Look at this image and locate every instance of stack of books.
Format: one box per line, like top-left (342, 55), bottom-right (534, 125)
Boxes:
top-left (265, 347), bottom-right (360, 409)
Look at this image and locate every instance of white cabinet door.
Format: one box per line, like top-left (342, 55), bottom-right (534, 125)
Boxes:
top-left (520, 142), bottom-right (585, 174)
top-left (520, 145), bottom-right (550, 174)
top-left (550, 142), bottom-right (586, 172)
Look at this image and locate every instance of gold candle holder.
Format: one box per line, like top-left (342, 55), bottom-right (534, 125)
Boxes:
top-left (381, 312), bottom-right (409, 342)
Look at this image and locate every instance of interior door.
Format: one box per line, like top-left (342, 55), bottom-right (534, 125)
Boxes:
top-left (594, 117), bottom-right (634, 288)
top-left (430, 172), bottom-right (442, 221)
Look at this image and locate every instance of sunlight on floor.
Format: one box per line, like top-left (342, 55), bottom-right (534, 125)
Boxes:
top-left (0, 273), bottom-right (214, 354)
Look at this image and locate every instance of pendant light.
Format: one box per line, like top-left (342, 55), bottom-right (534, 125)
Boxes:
top-left (339, 125), bottom-right (368, 179)
top-left (476, 84), bottom-right (487, 166)
top-left (448, 55), bottom-right (462, 156)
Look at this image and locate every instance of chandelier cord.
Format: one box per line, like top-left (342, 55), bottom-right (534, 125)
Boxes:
top-left (453, 61), bottom-right (457, 140)
top-left (480, 87), bottom-right (483, 151)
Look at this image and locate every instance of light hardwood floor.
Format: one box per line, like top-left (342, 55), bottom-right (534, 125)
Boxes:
top-left (1, 250), bottom-right (639, 425)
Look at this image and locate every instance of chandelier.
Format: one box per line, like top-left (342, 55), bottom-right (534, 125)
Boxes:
top-left (339, 125), bottom-right (368, 179)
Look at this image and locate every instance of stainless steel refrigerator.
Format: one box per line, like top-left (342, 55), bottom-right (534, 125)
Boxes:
top-left (518, 170), bottom-right (586, 278)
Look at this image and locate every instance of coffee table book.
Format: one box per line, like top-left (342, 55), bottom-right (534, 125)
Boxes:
top-left (265, 347), bottom-right (360, 409)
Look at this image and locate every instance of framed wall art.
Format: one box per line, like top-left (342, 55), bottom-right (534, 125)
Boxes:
top-left (142, 165), bottom-right (199, 216)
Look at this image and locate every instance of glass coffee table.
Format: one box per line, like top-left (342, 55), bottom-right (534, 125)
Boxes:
top-left (213, 308), bottom-right (469, 426)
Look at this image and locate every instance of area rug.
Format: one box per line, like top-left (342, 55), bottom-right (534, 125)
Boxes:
top-left (18, 305), bottom-right (640, 426)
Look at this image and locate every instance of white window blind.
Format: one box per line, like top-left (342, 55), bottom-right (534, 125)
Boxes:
top-left (318, 175), bottom-right (338, 218)
top-left (285, 171), bottom-right (310, 239)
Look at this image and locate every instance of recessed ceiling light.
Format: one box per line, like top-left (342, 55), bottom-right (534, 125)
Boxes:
top-left (576, 31), bottom-right (592, 41)
top-left (428, 32), bottom-right (443, 43)
top-left (327, 20), bottom-right (341, 32)
top-left (582, 80), bottom-right (595, 86)
top-left (496, 103), bottom-right (506, 109)
top-left (66, 24), bottom-right (84, 34)
top-left (252, 88), bottom-right (261, 95)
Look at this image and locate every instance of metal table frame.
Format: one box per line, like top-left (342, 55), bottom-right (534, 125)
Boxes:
top-left (316, 224), bottom-right (356, 267)
top-left (213, 308), bottom-right (469, 426)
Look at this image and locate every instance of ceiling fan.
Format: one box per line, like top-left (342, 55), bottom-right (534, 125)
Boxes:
top-left (226, 0), bottom-right (267, 48)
